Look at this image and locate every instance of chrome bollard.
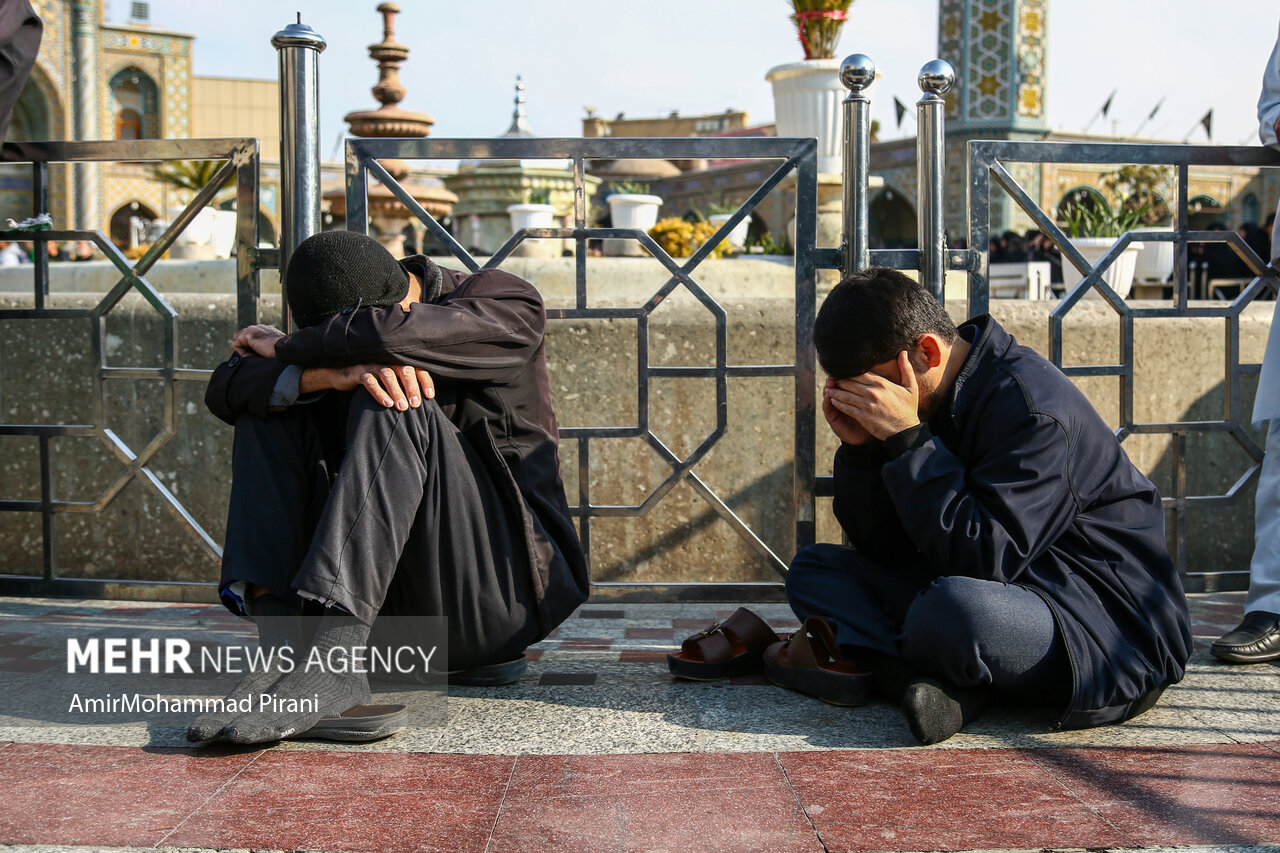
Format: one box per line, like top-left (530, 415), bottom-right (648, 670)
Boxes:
top-left (840, 54), bottom-right (876, 276)
top-left (916, 59), bottom-right (954, 305)
top-left (272, 14), bottom-right (327, 328)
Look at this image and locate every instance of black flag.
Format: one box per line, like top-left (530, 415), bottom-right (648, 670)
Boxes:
top-left (1200, 109), bottom-right (1213, 139)
top-left (1147, 97), bottom-right (1165, 121)
top-left (1101, 89), bottom-right (1116, 117)
top-left (894, 96), bottom-right (907, 128)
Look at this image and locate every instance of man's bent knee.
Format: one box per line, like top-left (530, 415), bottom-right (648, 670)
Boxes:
top-left (903, 576), bottom-right (1000, 646)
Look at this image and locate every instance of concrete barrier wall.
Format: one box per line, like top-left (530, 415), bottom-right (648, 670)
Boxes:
top-left (0, 259), bottom-right (1269, 593)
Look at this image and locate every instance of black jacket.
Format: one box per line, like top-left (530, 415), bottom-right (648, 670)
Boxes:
top-left (205, 259), bottom-right (589, 637)
top-left (834, 316), bottom-right (1191, 729)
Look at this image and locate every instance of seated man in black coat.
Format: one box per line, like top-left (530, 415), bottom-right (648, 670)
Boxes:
top-left (788, 267), bottom-right (1191, 744)
top-left (190, 230), bottom-right (588, 744)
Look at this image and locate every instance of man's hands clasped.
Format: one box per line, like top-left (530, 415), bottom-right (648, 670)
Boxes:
top-left (823, 350), bottom-right (921, 443)
top-left (230, 324), bottom-right (434, 411)
top-left (326, 363), bottom-right (435, 411)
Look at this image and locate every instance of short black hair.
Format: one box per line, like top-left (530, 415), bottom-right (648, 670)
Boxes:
top-left (813, 267), bottom-right (958, 379)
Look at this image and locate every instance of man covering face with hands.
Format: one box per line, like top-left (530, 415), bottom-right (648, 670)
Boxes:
top-left (787, 267), bottom-right (1191, 744)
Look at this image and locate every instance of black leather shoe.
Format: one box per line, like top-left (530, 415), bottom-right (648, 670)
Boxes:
top-left (1210, 611), bottom-right (1280, 663)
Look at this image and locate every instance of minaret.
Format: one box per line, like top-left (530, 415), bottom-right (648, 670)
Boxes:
top-left (936, 0), bottom-right (1049, 235)
top-left (938, 0), bottom-right (1047, 133)
top-left (502, 75), bottom-right (534, 138)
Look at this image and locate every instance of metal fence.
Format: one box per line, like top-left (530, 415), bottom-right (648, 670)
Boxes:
top-left (0, 35), bottom-right (1275, 597)
top-left (0, 137), bottom-right (261, 597)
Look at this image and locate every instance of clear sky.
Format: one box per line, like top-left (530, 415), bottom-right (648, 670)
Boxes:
top-left (113, 0), bottom-right (1280, 157)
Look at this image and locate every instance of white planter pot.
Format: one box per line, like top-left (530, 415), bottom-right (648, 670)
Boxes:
top-left (1133, 226), bottom-right (1174, 283)
top-left (766, 59), bottom-right (845, 176)
top-left (1064, 237), bottom-right (1145, 299)
top-left (169, 205), bottom-right (215, 247)
top-left (606, 193), bottom-right (662, 257)
top-left (209, 210), bottom-right (237, 258)
top-left (507, 203), bottom-right (556, 231)
top-left (506, 203), bottom-right (558, 258)
top-left (708, 213), bottom-right (752, 251)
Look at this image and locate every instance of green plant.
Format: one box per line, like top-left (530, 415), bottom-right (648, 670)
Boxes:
top-left (706, 199), bottom-right (740, 216)
top-left (526, 187), bottom-right (552, 205)
top-left (610, 181), bottom-right (651, 196)
top-left (1100, 165), bottom-right (1172, 225)
top-left (1060, 196), bottom-right (1149, 239)
top-left (749, 231), bottom-right (791, 255)
top-left (150, 160), bottom-right (234, 196)
top-left (789, 0), bottom-right (853, 60)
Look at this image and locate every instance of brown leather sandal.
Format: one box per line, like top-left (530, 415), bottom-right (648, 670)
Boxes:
top-left (764, 616), bottom-right (873, 706)
top-left (667, 607), bottom-right (782, 681)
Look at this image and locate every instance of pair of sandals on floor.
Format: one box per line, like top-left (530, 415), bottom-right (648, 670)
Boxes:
top-left (666, 607), bottom-right (987, 744)
top-left (667, 607), bottom-right (871, 707)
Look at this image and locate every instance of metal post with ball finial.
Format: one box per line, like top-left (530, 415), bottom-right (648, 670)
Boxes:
top-left (916, 59), bottom-right (955, 304)
top-left (839, 53), bottom-right (875, 276)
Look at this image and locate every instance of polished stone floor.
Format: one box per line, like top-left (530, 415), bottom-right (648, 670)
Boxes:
top-left (0, 591), bottom-right (1276, 852)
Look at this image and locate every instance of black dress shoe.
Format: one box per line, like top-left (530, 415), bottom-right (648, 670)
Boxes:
top-left (1210, 611), bottom-right (1280, 663)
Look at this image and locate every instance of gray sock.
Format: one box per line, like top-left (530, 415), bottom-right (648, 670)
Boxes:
top-left (223, 606), bottom-right (373, 744)
top-left (902, 677), bottom-right (989, 745)
top-left (186, 594), bottom-right (306, 742)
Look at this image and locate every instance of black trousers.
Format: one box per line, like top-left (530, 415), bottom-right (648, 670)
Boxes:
top-left (787, 543), bottom-right (1072, 704)
top-left (220, 391), bottom-right (539, 669)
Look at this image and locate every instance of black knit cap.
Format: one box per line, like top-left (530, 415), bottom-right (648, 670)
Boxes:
top-left (285, 230), bottom-right (410, 327)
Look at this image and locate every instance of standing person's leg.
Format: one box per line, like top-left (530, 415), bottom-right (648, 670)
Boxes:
top-left (1245, 421), bottom-right (1280, 616)
top-left (1212, 419), bottom-right (1280, 662)
top-left (896, 576), bottom-right (1071, 743)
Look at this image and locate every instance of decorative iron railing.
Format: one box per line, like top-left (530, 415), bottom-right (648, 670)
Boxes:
top-left (0, 138), bottom-right (261, 597)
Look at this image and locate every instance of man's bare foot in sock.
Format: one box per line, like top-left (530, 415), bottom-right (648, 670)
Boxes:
top-left (901, 677), bottom-right (988, 745)
top-left (186, 594), bottom-right (305, 743)
top-left (223, 607), bottom-right (373, 744)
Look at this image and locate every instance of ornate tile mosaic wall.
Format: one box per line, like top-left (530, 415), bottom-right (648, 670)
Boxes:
top-left (939, 0), bottom-right (1047, 133)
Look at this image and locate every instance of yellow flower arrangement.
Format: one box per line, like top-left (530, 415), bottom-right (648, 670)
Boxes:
top-left (648, 218), bottom-right (730, 259)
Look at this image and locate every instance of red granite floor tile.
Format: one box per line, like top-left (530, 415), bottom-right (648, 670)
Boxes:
top-left (1028, 743), bottom-right (1280, 846)
top-left (489, 753), bottom-right (822, 853)
top-left (558, 637), bottom-right (613, 649)
top-left (0, 644), bottom-right (43, 657)
top-left (0, 658), bottom-right (57, 672)
top-left (30, 612), bottom-right (87, 622)
top-left (0, 632), bottom-right (32, 644)
top-left (618, 650), bottom-right (670, 662)
top-left (166, 751), bottom-right (514, 852)
top-left (0, 743), bottom-right (261, 848)
top-left (626, 627), bottom-right (677, 639)
top-left (524, 648), bottom-right (544, 662)
top-left (673, 618), bottom-right (715, 630)
top-left (781, 748), bottom-right (1132, 852)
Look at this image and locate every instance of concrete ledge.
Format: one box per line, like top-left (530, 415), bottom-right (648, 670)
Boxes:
top-left (0, 258), bottom-right (1270, 591)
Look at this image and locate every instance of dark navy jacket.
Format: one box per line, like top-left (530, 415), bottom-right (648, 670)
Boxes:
top-left (833, 315), bottom-right (1191, 729)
